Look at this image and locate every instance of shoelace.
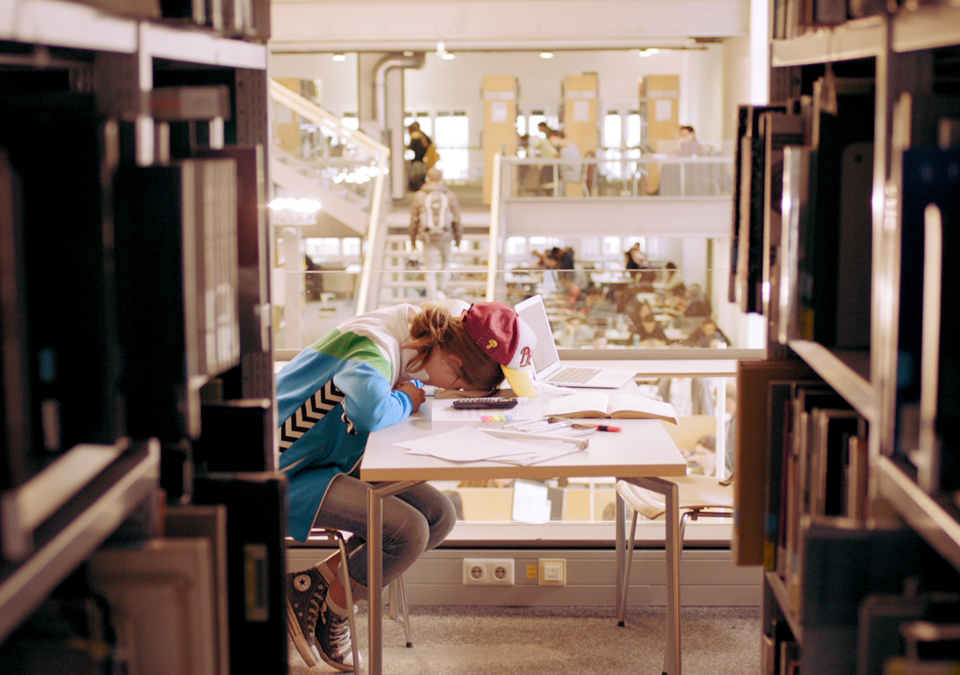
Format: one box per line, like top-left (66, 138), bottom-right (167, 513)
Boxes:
top-left (321, 600), bottom-right (353, 655)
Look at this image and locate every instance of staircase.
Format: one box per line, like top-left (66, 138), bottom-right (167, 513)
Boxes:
top-left (373, 211), bottom-right (494, 308)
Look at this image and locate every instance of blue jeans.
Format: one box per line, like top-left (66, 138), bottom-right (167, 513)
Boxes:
top-left (312, 474), bottom-right (456, 600)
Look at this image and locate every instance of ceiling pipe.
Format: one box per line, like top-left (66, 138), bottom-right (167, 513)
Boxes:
top-left (374, 52), bottom-right (425, 134)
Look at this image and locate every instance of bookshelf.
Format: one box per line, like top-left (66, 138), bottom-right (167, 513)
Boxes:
top-left (740, 2), bottom-right (960, 673)
top-left (0, 0), bottom-right (280, 670)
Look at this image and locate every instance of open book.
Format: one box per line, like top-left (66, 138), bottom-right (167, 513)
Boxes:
top-left (544, 392), bottom-right (679, 424)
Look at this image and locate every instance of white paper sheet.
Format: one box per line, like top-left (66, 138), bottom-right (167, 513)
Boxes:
top-left (396, 426), bottom-right (586, 466)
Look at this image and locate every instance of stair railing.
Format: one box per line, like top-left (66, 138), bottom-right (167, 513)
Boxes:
top-left (267, 80), bottom-right (390, 314)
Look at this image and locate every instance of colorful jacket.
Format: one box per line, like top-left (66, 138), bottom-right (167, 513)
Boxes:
top-left (277, 305), bottom-right (424, 542)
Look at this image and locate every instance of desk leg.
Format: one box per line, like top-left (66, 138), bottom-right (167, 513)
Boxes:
top-left (615, 490), bottom-right (626, 625)
top-left (367, 481), bottom-right (416, 675)
top-left (664, 481), bottom-right (681, 675)
top-left (621, 477), bottom-right (681, 675)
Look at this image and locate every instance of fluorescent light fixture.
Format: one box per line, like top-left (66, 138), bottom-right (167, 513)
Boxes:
top-left (441, 52), bottom-right (456, 60)
top-left (638, 48), bottom-right (660, 57)
top-left (268, 197), bottom-right (322, 225)
top-left (539, 52), bottom-right (554, 59)
top-left (332, 53), bottom-right (346, 61)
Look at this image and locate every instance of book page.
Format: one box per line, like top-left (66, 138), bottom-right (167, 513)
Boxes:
top-left (607, 393), bottom-right (678, 424)
top-left (543, 392), bottom-right (612, 418)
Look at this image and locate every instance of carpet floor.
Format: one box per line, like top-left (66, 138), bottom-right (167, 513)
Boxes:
top-left (288, 604), bottom-right (761, 675)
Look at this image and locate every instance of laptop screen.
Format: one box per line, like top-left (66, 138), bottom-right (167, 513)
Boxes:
top-left (514, 295), bottom-right (561, 377)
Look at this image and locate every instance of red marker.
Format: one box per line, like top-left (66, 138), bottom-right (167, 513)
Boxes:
top-left (582, 423), bottom-right (622, 432)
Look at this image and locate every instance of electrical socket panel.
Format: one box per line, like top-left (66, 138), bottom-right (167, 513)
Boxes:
top-left (462, 558), bottom-right (515, 585)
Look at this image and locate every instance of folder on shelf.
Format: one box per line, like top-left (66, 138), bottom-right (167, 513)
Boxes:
top-left (193, 473), bottom-right (288, 675)
top-left (734, 359), bottom-right (817, 567)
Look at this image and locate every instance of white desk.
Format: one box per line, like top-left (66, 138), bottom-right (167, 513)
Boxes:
top-left (361, 397), bottom-right (688, 675)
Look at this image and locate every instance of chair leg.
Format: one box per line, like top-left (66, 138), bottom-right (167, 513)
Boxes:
top-left (618, 509), bottom-right (640, 626)
top-left (394, 575), bottom-right (413, 649)
top-left (332, 531), bottom-right (362, 674)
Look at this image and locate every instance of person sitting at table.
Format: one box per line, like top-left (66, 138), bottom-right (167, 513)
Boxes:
top-left (683, 283), bottom-right (712, 318)
top-left (662, 261), bottom-right (686, 300)
top-left (279, 300), bottom-right (535, 671)
top-left (689, 435), bottom-right (721, 478)
top-left (628, 300), bottom-right (670, 347)
top-left (554, 314), bottom-right (596, 347)
top-left (582, 283), bottom-right (619, 326)
top-left (683, 317), bottom-right (731, 348)
top-left (559, 274), bottom-right (583, 309)
top-left (625, 243), bottom-right (657, 288)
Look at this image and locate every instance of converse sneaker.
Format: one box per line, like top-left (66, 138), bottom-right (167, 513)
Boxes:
top-left (315, 598), bottom-right (362, 672)
top-left (286, 566), bottom-right (327, 667)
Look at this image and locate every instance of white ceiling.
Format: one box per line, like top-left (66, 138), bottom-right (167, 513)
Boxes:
top-left (269, 0), bottom-right (749, 53)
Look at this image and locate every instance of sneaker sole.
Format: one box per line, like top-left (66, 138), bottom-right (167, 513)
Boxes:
top-left (286, 599), bottom-right (321, 667)
top-left (319, 648), bottom-right (360, 673)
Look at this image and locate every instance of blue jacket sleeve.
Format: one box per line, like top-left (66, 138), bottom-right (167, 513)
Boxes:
top-left (333, 362), bottom-right (414, 433)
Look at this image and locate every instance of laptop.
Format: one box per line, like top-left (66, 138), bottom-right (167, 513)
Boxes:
top-left (514, 295), bottom-right (636, 389)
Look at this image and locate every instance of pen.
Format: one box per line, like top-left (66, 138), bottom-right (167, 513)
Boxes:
top-left (581, 423), bottom-right (622, 432)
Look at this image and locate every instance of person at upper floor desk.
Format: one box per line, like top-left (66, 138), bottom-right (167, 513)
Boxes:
top-left (681, 283), bottom-right (712, 318)
top-left (683, 317), bottom-right (731, 349)
top-left (629, 300), bottom-right (670, 347)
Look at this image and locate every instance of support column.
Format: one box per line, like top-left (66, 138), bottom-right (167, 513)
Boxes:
top-left (482, 75), bottom-right (518, 205)
top-left (640, 74), bottom-right (680, 195)
top-left (562, 73), bottom-right (599, 196)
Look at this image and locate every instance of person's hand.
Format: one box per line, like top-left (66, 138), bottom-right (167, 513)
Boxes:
top-left (396, 381), bottom-right (426, 412)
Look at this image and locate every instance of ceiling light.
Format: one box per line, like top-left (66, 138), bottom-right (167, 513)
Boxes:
top-left (441, 52), bottom-right (456, 60)
top-left (332, 53), bottom-right (346, 61)
top-left (539, 52), bottom-right (554, 59)
top-left (403, 51), bottom-right (414, 57)
top-left (638, 48), bottom-right (660, 57)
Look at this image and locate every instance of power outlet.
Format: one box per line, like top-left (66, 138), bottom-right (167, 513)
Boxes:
top-left (462, 558), bottom-right (515, 585)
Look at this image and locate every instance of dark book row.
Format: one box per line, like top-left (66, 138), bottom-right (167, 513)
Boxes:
top-left (0, 89), bottom-right (271, 564)
top-left (730, 75), bottom-right (873, 352)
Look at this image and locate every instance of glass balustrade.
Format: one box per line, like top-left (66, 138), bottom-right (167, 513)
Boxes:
top-left (272, 266), bottom-right (758, 357)
top-left (501, 154), bottom-right (735, 198)
top-left (272, 266), bottom-right (744, 535)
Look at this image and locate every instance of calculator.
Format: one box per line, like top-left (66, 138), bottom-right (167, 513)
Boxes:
top-left (451, 397), bottom-right (518, 409)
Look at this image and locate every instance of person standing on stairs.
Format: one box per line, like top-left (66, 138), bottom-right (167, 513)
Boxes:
top-left (410, 167), bottom-right (462, 300)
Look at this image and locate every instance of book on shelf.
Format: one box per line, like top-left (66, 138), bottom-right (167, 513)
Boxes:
top-left (796, 78), bottom-right (874, 347)
top-left (164, 505), bottom-right (230, 675)
top-left (896, 124), bottom-right (960, 494)
top-left (729, 104), bottom-right (786, 306)
top-left (543, 392), bottom-right (678, 424)
top-left (193, 473), bottom-right (288, 675)
top-left (786, 387), bottom-right (850, 607)
top-left (778, 144), bottom-right (812, 345)
top-left (196, 145), bottom-right (270, 355)
top-left (0, 93), bottom-right (125, 467)
top-left (799, 518), bottom-right (925, 675)
top-left (733, 359), bottom-right (817, 567)
top-left (114, 158), bottom-right (241, 445)
top-left (88, 538), bottom-right (220, 675)
top-left (809, 408), bottom-right (863, 518)
top-left (760, 106), bottom-right (807, 345)
top-left (858, 593), bottom-right (960, 675)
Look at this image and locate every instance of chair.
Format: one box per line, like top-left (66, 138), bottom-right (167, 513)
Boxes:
top-left (614, 474), bottom-right (734, 675)
top-left (292, 527), bottom-right (414, 670)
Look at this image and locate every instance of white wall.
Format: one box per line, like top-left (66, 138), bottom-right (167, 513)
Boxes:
top-left (270, 45), bottom-right (731, 151)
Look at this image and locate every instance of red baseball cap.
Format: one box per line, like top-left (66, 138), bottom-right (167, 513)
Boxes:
top-left (461, 302), bottom-right (537, 396)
